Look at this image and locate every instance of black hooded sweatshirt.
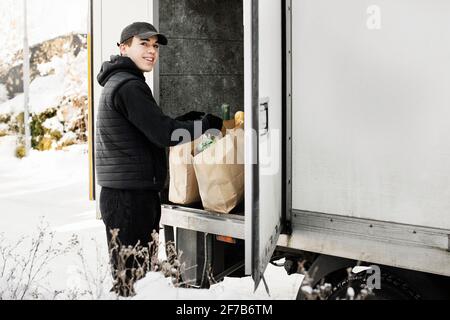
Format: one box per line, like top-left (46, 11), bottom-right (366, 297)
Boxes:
top-left (96, 55), bottom-right (208, 191)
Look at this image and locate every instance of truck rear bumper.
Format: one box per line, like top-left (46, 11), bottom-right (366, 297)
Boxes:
top-left (160, 205), bottom-right (245, 239)
top-left (278, 210), bottom-right (450, 277)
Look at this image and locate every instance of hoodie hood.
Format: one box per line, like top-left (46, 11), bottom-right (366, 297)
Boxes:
top-left (97, 55), bottom-right (145, 87)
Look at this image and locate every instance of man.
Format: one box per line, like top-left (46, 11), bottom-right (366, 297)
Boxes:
top-left (95, 22), bottom-right (222, 295)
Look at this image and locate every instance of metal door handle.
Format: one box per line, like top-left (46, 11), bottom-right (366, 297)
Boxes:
top-left (259, 98), bottom-right (269, 136)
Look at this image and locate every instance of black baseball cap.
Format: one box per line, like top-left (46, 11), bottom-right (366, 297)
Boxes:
top-left (117, 22), bottom-right (168, 46)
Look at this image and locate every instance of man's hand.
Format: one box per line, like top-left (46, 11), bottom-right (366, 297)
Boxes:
top-left (175, 111), bottom-right (205, 121)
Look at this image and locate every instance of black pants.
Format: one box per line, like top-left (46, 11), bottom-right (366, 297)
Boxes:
top-left (100, 187), bottom-right (161, 247)
top-left (100, 187), bottom-right (161, 293)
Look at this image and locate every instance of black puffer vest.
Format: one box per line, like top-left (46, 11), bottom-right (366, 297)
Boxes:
top-left (95, 58), bottom-right (167, 191)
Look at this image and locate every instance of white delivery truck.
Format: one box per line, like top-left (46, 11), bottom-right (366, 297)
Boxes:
top-left (88, 0), bottom-right (450, 299)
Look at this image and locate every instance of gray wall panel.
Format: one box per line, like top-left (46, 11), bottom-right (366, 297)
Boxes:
top-left (159, 0), bottom-right (244, 118)
top-left (160, 75), bottom-right (244, 118)
top-left (160, 39), bottom-right (243, 75)
top-left (160, 0), bottom-right (243, 40)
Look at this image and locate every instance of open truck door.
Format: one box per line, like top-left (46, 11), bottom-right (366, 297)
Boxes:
top-left (244, 0), bottom-right (284, 290)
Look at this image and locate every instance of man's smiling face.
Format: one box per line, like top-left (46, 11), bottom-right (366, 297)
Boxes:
top-left (120, 36), bottom-right (159, 72)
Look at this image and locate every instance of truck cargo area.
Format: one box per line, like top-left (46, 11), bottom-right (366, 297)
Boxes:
top-left (157, 0), bottom-right (245, 228)
top-left (157, 0), bottom-right (247, 287)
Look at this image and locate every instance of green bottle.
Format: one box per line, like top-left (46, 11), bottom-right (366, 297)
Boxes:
top-left (221, 104), bottom-right (231, 121)
top-left (221, 103), bottom-right (235, 136)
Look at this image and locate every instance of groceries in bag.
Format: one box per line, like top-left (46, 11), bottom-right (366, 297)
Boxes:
top-left (196, 133), bottom-right (219, 154)
top-left (234, 111), bottom-right (244, 128)
top-left (169, 138), bottom-right (202, 205)
top-left (221, 103), bottom-right (235, 137)
top-left (193, 128), bottom-right (245, 214)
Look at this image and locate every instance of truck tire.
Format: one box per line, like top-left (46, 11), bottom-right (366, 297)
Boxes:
top-left (325, 269), bottom-right (421, 300)
top-left (296, 254), bottom-right (450, 300)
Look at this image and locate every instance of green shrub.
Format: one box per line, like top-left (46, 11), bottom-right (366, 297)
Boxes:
top-left (0, 114), bottom-right (11, 137)
top-left (15, 144), bottom-right (26, 159)
top-left (0, 114), bottom-right (11, 124)
top-left (11, 112), bottom-right (24, 134)
top-left (30, 109), bottom-right (57, 149)
top-left (37, 136), bottom-right (54, 151)
top-left (48, 129), bottom-right (62, 141)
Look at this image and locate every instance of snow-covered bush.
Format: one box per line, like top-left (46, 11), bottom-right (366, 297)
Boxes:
top-left (0, 222), bottom-right (111, 300)
top-left (29, 108), bottom-right (58, 151)
top-left (0, 221), bottom-right (75, 300)
top-left (0, 217), bottom-right (196, 300)
top-left (0, 123), bottom-right (8, 137)
top-left (61, 231), bottom-right (187, 300)
top-left (58, 131), bottom-right (77, 148)
top-left (42, 116), bottom-right (64, 144)
top-left (0, 113), bottom-right (11, 124)
top-left (0, 34), bottom-right (89, 153)
top-left (10, 112), bottom-right (24, 135)
top-left (106, 230), bottom-right (185, 297)
top-left (59, 95), bottom-right (88, 144)
top-left (0, 114), bottom-right (11, 137)
top-left (15, 144), bottom-right (26, 159)
top-left (297, 261), bottom-right (375, 300)
top-left (64, 237), bottom-right (113, 300)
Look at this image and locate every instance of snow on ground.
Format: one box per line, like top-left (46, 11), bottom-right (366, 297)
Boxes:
top-left (0, 140), bottom-right (95, 232)
top-left (0, 137), bottom-right (303, 300)
top-left (0, 135), bottom-right (17, 159)
top-left (0, 137), bottom-right (106, 299)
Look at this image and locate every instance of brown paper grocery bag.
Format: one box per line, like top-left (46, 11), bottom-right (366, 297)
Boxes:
top-left (193, 129), bottom-right (245, 214)
top-left (169, 139), bottom-right (201, 205)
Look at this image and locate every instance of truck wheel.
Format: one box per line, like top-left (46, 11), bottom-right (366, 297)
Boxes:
top-left (325, 269), bottom-right (421, 300)
top-left (296, 254), bottom-right (450, 300)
